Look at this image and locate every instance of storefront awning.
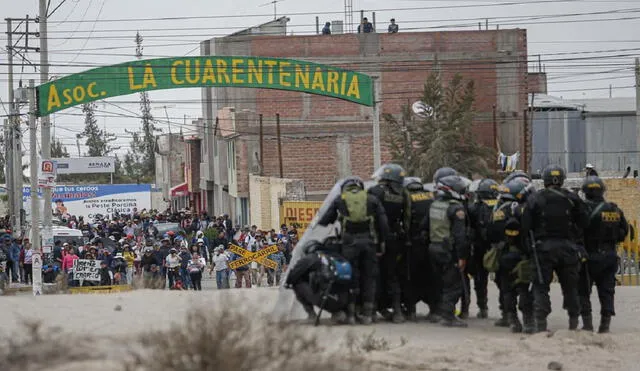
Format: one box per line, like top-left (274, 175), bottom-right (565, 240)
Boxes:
top-left (170, 182), bottom-right (189, 198)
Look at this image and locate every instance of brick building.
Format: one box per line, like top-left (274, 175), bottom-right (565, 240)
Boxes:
top-left (198, 17), bottom-right (530, 222)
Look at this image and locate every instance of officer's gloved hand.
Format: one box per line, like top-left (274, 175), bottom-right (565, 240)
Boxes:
top-left (377, 242), bottom-right (386, 257)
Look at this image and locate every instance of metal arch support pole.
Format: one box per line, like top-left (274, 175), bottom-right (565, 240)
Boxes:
top-left (372, 76), bottom-right (381, 170)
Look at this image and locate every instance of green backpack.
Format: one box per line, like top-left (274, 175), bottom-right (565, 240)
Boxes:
top-left (341, 188), bottom-right (374, 237)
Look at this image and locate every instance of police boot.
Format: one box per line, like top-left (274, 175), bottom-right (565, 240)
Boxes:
top-left (535, 317), bottom-right (548, 333)
top-left (360, 303), bottom-right (374, 325)
top-left (582, 314), bottom-right (594, 332)
top-left (407, 304), bottom-right (418, 322)
top-left (494, 312), bottom-right (510, 327)
top-left (522, 313), bottom-right (535, 334)
top-left (569, 316), bottom-right (579, 331)
top-left (379, 308), bottom-right (393, 322)
top-left (425, 311), bottom-right (442, 323)
top-left (303, 304), bottom-right (317, 324)
top-left (392, 303), bottom-right (406, 324)
top-left (440, 315), bottom-right (468, 328)
top-left (598, 315), bottom-right (611, 334)
top-left (508, 312), bottom-right (523, 333)
top-left (477, 308), bottom-right (489, 319)
top-left (345, 304), bottom-right (357, 325)
top-left (331, 311), bottom-right (348, 325)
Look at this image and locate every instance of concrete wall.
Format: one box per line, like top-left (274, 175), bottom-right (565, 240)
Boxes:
top-left (249, 175), bottom-right (306, 230)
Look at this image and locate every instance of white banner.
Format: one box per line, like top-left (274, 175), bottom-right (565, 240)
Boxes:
top-left (72, 259), bottom-right (101, 282)
top-left (53, 157), bottom-right (116, 174)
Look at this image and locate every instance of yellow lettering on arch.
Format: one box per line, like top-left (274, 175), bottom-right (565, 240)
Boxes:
top-left (185, 59), bottom-right (201, 84)
top-left (171, 60), bottom-right (185, 85)
top-left (47, 85), bottom-right (61, 112)
top-left (295, 65), bottom-right (309, 89)
top-left (232, 59), bottom-right (245, 84)
top-left (217, 59), bottom-right (231, 84)
top-left (326, 71), bottom-right (339, 93)
top-left (311, 67), bottom-right (325, 91)
top-left (279, 61), bottom-right (291, 87)
top-left (264, 60), bottom-right (278, 84)
top-left (142, 64), bottom-right (157, 88)
top-left (201, 59), bottom-right (216, 84)
top-left (346, 74), bottom-right (360, 99)
top-left (247, 59), bottom-right (263, 84)
top-left (128, 66), bottom-right (143, 90)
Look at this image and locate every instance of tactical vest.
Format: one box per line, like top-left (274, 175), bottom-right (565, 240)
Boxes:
top-left (405, 189), bottom-right (433, 236)
top-left (340, 189), bottom-right (374, 236)
top-left (377, 185), bottom-right (404, 227)
top-left (536, 188), bottom-right (574, 239)
top-left (429, 199), bottom-right (460, 244)
top-left (587, 201), bottom-right (623, 245)
top-left (475, 199), bottom-right (497, 241)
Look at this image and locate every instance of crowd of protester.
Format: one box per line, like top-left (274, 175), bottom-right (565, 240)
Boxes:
top-left (0, 208), bottom-right (299, 290)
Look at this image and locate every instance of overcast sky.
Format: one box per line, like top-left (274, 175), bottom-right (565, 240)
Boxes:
top-left (1, 0), bottom-right (638, 159)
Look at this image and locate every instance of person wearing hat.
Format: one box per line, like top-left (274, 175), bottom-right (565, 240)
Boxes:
top-left (112, 253), bottom-right (128, 285)
top-left (99, 260), bottom-right (113, 286)
top-left (141, 247), bottom-right (160, 289)
top-left (585, 163), bottom-right (599, 177)
top-left (388, 18), bottom-right (398, 33)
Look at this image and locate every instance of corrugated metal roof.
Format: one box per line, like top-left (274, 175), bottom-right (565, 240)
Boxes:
top-left (564, 97), bottom-right (636, 113)
top-left (529, 94), bottom-right (581, 110)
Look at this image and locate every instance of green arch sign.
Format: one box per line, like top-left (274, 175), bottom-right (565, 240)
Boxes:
top-left (36, 56), bottom-right (374, 117)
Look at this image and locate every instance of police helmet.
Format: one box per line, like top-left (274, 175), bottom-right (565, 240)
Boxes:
top-left (504, 177), bottom-right (533, 202)
top-left (432, 167), bottom-right (457, 184)
top-left (581, 176), bottom-right (605, 200)
top-left (403, 176), bottom-right (423, 191)
top-left (542, 164), bottom-right (566, 187)
top-left (437, 175), bottom-right (468, 200)
top-left (476, 178), bottom-right (499, 200)
top-left (372, 164), bottom-right (406, 184)
top-left (503, 171), bottom-right (531, 184)
top-left (341, 176), bottom-right (364, 191)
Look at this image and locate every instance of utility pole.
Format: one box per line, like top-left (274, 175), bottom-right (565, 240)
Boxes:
top-left (372, 76), bottom-right (381, 170)
top-left (39, 0), bottom-right (53, 265)
top-left (259, 114), bottom-right (264, 176)
top-left (28, 79), bottom-right (42, 295)
top-left (5, 19), bottom-right (16, 235)
top-left (276, 113), bottom-right (283, 178)
top-left (635, 58), bottom-right (640, 173)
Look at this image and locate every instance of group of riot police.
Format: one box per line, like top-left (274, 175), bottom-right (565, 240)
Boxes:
top-left (285, 163), bottom-right (628, 334)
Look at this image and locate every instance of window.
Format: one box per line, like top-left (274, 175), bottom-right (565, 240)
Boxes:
top-left (227, 141), bottom-right (236, 170)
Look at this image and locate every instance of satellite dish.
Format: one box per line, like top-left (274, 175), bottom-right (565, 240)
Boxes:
top-left (412, 101), bottom-right (433, 118)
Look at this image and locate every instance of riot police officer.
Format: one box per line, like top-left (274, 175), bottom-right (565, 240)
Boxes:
top-left (318, 177), bottom-right (389, 325)
top-left (402, 177), bottom-right (434, 322)
top-left (487, 177), bottom-right (536, 333)
top-left (579, 176), bottom-right (628, 333)
top-left (521, 164), bottom-right (589, 332)
top-left (425, 174), bottom-right (471, 327)
top-left (369, 164), bottom-right (407, 323)
top-left (466, 178), bottom-right (499, 319)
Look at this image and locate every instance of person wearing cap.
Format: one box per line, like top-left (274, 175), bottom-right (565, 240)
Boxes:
top-left (388, 18), bottom-right (398, 33)
top-left (195, 238), bottom-right (209, 263)
top-left (585, 163), bottom-right (599, 177)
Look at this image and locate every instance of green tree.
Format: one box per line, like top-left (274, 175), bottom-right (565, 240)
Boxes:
top-left (79, 102), bottom-right (118, 157)
top-left (51, 137), bottom-right (69, 158)
top-left (383, 72), bottom-right (494, 180)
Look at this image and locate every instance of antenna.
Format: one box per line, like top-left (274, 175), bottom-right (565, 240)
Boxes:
top-left (259, 0), bottom-right (284, 20)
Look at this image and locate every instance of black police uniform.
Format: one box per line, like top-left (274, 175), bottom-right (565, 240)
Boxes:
top-left (368, 182), bottom-right (406, 321)
top-left (424, 190), bottom-right (470, 326)
top-left (467, 195), bottom-right (497, 317)
top-left (317, 186), bottom-right (389, 322)
top-left (521, 185), bottom-right (588, 332)
top-left (579, 197), bottom-right (628, 333)
top-left (402, 181), bottom-right (434, 321)
top-left (286, 251), bottom-right (350, 319)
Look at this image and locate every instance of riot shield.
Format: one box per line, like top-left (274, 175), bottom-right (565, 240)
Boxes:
top-left (272, 179), bottom-right (375, 320)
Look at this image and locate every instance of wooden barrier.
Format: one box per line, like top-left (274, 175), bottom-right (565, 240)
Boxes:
top-left (69, 284), bottom-right (133, 294)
